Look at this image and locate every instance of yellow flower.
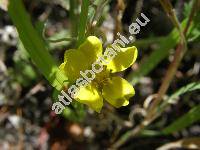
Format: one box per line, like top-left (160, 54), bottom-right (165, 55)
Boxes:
top-left (59, 36), bottom-right (138, 112)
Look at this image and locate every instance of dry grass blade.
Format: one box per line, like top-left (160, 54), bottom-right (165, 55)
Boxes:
top-left (157, 137), bottom-right (200, 150)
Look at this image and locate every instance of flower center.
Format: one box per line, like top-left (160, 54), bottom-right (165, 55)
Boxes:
top-left (92, 66), bottom-right (111, 90)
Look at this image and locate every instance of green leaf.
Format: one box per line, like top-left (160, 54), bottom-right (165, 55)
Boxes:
top-left (77, 0), bottom-right (90, 46)
top-left (131, 37), bottom-right (166, 49)
top-left (8, 0), bottom-right (68, 90)
top-left (137, 83), bottom-right (200, 137)
top-left (168, 82), bottom-right (200, 101)
top-left (8, 0), bottom-right (85, 121)
top-left (159, 82), bottom-right (200, 112)
top-left (69, 0), bottom-right (78, 37)
top-left (187, 11), bottom-right (200, 42)
top-left (162, 105), bottom-right (200, 134)
top-left (140, 130), bottom-right (161, 137)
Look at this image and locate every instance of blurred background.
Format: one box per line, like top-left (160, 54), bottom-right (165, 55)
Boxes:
top-left (0, 0), bottom-right (200, 149)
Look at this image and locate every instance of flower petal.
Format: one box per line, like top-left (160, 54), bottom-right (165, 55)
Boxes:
top-left (78, 36), bottom-right (103, 64)
top-left (74, 84), bottom-right (103, 113)
top-left (102, 77), bottom-right (135, 108)
top-left (60, 36), bottom-right (103, 83)
top-left (106, 46), bottom-right (138, 73)
top-left (61, 49), bottom-right (90, 82)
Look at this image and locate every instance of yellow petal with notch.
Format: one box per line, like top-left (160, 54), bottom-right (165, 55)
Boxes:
top-left (102, 77), bottom-right (135, 108)
top-left (106, 46), bottom-right (138, 73)
top-left (62, 49), bottom-right (90, 82)
top-left (78, 36), bottom-right (103, 64)
top-left (74, 84), bottom-right (103, 113)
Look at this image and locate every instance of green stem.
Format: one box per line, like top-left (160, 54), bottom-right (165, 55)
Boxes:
top-left (70, 0), bottom-right (78, 37)
top-left (8, 0), bottom-right (68, 90)
top-left (77, 0), bottom-right (90, 46)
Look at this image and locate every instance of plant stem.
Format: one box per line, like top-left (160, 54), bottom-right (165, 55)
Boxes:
top-left (77, 0), bottom-right (90, 46)
top-left (159, 0), bottom-right (186, 44)
top-left (147, 0), bottom-right (198, 118)
top-left (113, 0), bottom-right (125, 40)
top-left (8, 0), bottom-right (68, 90)
top-left (111, 0), bottom-right (198, 148)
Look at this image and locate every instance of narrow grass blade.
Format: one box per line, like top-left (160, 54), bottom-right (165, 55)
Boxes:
top-left (8, 0), bottom-right (68, 90)
top-left (157, 137), bottom-right (200, 150)
top-left (159, 82), bottom-right (200, 111)
top-left (162, 105), bottom-right (200, 134)
top-left (77, 0), bottom-right (90, 46)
